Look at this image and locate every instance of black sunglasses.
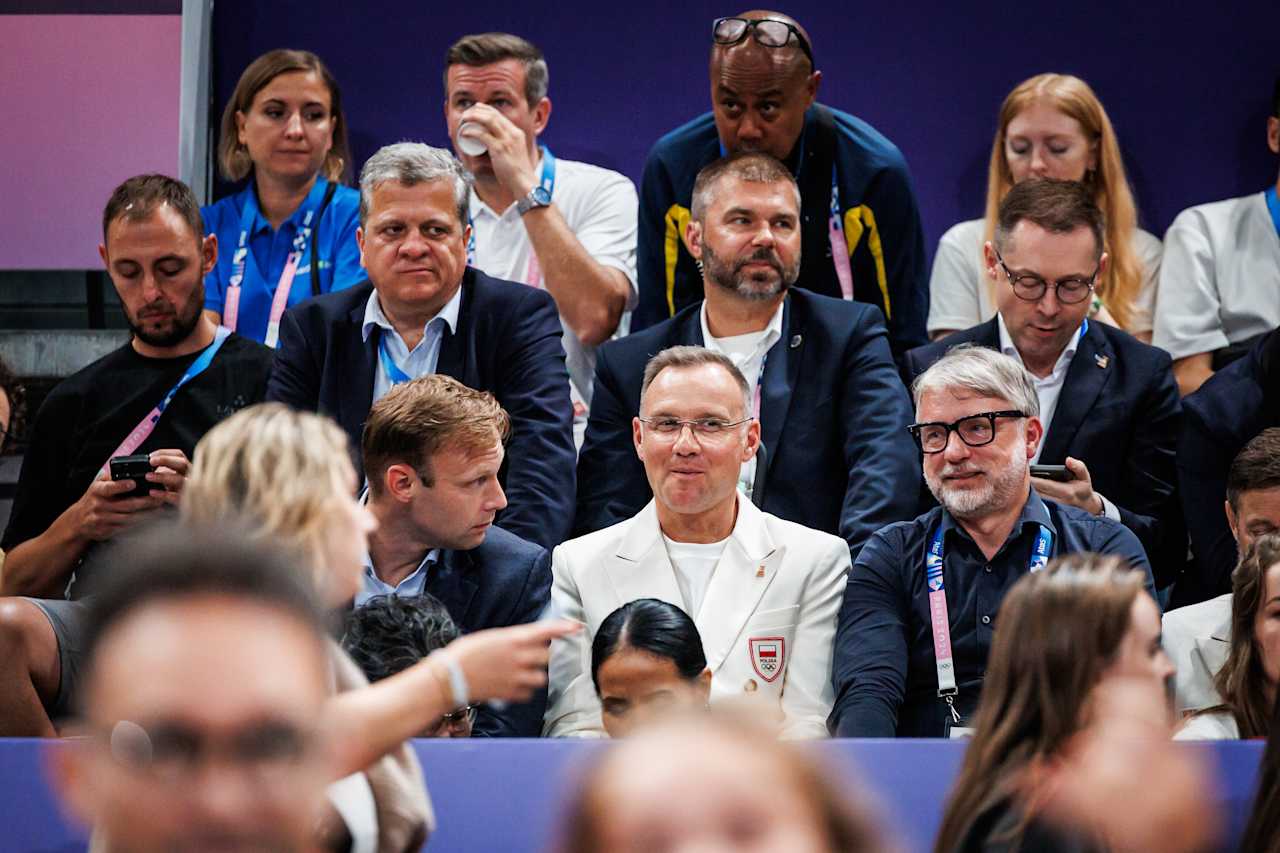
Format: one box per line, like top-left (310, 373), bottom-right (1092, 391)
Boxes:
top-left (712, 17), bottom-right (815, 66)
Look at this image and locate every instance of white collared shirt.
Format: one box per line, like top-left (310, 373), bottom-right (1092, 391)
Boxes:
top-left (700, 300), bottom-right (784, 496)
top-left (998, 314), bottom-right (1119, 521)
top-left (362, 286), bottom-right (463, 405)
top-left (355, 547), bottom-right (441, 608)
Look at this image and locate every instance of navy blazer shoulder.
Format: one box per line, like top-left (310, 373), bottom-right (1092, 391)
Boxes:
top-left (575, 287), bottom-right (920, 558)
top-left (902, 318), bottom-right (1181, 585)
top-left (266, 269), bottom-right (577, 551)
top-left (1176, 330), bottom-right (1280, 604)
top-left (427, 525), bottom-right (552, 738)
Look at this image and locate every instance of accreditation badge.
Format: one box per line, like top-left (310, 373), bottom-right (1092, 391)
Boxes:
top-left (748, 637), bottom-right (786, 683)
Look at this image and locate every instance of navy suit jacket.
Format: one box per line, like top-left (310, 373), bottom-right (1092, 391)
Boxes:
top-left (901, 318), bottom-right (1182, 585)
top-left (266, 271), bottom-right (577, 551)
top-left (574, 288), bottom-right (920, 558)
top-left (423, 525), bottom-right (551, 738)
top-left (1176, 330), bottom-right (1280, 606)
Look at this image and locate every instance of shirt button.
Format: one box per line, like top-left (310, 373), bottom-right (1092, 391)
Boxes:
top-left (984, 564), bottom-right (993, 574)
top-left (981, 615), bottom-right (991, 625)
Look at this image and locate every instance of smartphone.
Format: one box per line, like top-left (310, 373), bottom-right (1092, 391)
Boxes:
top-left (1030, 464), bottom-right (1074, 482)
top-left (109, 454), bottom-right (155, 497)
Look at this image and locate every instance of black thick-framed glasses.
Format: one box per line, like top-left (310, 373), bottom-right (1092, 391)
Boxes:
top-left (995, 251), bottom-right (1099, 305)
top-left (712, 17), bottom-right (815, 66)
top-left (907, 410), bottom-right (1026, 454)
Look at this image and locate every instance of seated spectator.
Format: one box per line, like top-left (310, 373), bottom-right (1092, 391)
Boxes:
top-left (577, 152), bottom-right (919, 559)
top-left (1165, 428), bottom-right (1280, 711)
top-left (183, 403), bottom-right (576, 849)
top-left (928, 74), bottom-right (1162, 342)
top-left (1177, 534), bottom-right (1280, 740)
top-left (830, 346), bottom-right (1153, 738)
top-left (443, 33), bottom-right (637, 446)
top-left (1153, 76), bottom-right (1280, 396)
top-left (343, 593), bottom-right (475, 738)
top-left (1177, 330), bottom-right (1280, 604)
top-left (933, 554), bottom-right (1176, 853)
top-left (47, 529), bottom-right (338, 852)
top-left (546, 346), bottom-right (848, 739)
top-left (202, 49), bottom-right (363, 346)
top-left (905, 179), bottom-right (1181, 583)
top-left (558, 712), bottom-right (886, 853)
top-left (0, 174), bottom-right (273, 738)
top-left (266, 141), bottom-right (576, 551)
top-left (359, 374), bottom-right (551, 736)
top-left (634, 11), bottom-right (928, 360)
top-left (591, 598), bottom-right (711, 738)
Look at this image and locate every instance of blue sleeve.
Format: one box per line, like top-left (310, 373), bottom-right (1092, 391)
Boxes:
top-left (493, 289), bottom-right (577, 551)
top-left (1093, 518), bottom-right (1157, 600)
top-left (473, 546), bottom-right (552, 738)
top-left (573, 343), bottom-right (648, 536)
top-left (829, 529), bottom-right (909, 737)
top-left (633, 148), bottom-right (676, 331)
top-left (201, 201), bottom-right (229, 314)
top-left (838, 308), bottom-right (921, 558)
top-left (858, 159), bottom-right (929, 357)
top-left (326, 192), bottom-right (364, 293)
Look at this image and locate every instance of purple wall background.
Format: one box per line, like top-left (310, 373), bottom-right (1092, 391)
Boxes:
top-left (0, 13), bottom-right (181, 269)
top-left (211, 1), bottom-right (1279, 260)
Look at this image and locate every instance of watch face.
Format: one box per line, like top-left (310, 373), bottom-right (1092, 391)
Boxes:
top-left (531, 186), bottom-right (552, 205)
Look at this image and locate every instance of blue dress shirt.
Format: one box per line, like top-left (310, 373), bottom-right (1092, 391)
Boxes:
top-left (830, 490), bottom-right (1153, 738)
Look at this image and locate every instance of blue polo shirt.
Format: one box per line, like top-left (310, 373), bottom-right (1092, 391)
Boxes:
top-left (830, 490), bottom-right (1153, 738)
top-left (202, 177), bottom-right (363, 344)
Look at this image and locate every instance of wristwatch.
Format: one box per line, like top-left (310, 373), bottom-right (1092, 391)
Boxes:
top-left (516, 185), bottom-right (552, 216)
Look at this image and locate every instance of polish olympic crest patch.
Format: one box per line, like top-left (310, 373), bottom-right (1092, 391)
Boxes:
top-left (748, 637), bottom-right (786, 683)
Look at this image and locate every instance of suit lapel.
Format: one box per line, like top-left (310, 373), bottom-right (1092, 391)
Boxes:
top-left (435, 274), bottom-right (473, 383)
top-left (758, 296), bottom-right (800, 497)
top-left (696, 499), bottom-right (783, 674)
top-left (427, 549), bottom-right (480, 628)
top-left (604, 502), bottom-right (684, 612)
top-left (1040, 323), bottom-right (1112, 462)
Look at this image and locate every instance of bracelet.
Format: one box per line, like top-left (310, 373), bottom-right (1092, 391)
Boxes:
top-left (430, 650), bottom-right (469, 707)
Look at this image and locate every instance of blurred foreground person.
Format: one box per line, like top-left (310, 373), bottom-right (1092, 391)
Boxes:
top-left (591, 598), bottom-right (711, 738)
top-left (48, 529), bottom-right (334, 852)
top-left (558, 711), bottom-right (885, 853)
top-left (1240, 689), bottom-right (1280, 852)
top-left (934, 554), bottom-right (1215, 853)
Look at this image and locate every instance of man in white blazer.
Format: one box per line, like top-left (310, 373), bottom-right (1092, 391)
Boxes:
top-left (1165, 428), bottom-right (1280, 711)
top-left (544, 345), bottom-right (850, 738)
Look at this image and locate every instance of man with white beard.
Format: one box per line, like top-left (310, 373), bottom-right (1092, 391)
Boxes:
top-left (828, 345), bottom-right (1154, 738)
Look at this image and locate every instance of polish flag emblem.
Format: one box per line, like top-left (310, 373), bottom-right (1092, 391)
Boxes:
top-left (749, 637), bottom-right (786, 683)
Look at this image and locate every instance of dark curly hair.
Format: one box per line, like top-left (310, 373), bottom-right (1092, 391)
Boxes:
top-left (341, 593), bottom-right (459, 683)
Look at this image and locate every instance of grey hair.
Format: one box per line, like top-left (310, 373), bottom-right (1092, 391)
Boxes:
top-left (911, 344), bottom-right (1040, 419)
top-left (358, 142), bottom-right (472, 227)
top-left (641, 345), bottom-right (752, 418)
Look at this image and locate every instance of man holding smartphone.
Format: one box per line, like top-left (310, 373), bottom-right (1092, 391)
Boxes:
top-left (902, 180), bottom-right (1181, 585)
top-left (0, 175), bottom-right (272, 737)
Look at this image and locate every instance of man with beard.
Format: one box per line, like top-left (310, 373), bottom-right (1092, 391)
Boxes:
top-left (0, 174), bottom-right (272, 736)
top-left (574, 152), bottom-right (918, 560)
top-left (829, 345), bottom-right (1154, 738)
top-left (632, 11), bottom-right (928, 362)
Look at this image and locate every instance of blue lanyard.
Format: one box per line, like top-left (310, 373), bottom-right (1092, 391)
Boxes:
top-left (377, 331), bottom-right (412, 385)
top-left (1266, 186), bottom-right (1280, 239)
top-left (228, 179), bottom-right (328, 295)
top-left (466, 147), bottom-right (556, 267)
top-left (926, 522), bottom-right (1054, 585)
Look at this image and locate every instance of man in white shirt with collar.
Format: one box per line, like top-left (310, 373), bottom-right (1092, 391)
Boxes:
top-left (575, 151), bottom-right (919, 559)
top-left (903, 178), bottom-right (1182, 583)
top-left (443, 32), bottom-right (638, 447)
top-left (267, 141), bottom-right (577, 552)
top-left (545, 345), bottom-right (850, 739)
top-left (350, 374), bottom-right (551, 737)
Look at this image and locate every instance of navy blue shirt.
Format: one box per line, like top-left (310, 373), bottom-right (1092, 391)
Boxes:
top-left (830, 491), bottom-right (1153, 738)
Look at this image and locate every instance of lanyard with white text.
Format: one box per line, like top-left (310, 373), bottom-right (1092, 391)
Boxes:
top-left (223, 181), bottom-right (326, 347)
top-left (377, 331), bottom-right (413, 386)
top-left (99, 326), bottom-right (232, 475)
top-left (1267, 186), bottom-right (1280, 240)
top-left (466, 147), bottom-right (557, 286)
top-left (925, 520), bottom-right (1053, 722)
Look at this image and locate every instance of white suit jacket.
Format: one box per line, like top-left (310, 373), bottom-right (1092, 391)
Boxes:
top-left (543, 496), bottom-right (850, 739)
top-left (1163, 593), bottom-right (1231, 713)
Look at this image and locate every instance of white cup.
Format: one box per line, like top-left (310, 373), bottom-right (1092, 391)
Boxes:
top-left (456, 121), bottom-right (488, 156)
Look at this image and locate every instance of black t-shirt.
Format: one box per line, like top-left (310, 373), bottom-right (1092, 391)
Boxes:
top-left (1, 333), bottom-right (273, 595)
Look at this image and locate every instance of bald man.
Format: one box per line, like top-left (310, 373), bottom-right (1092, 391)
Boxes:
top-left (633, 10), bottom-right (928, 360)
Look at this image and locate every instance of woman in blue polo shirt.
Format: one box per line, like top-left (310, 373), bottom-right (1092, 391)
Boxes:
top-left (202, 49), bottom-right (363, 346)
